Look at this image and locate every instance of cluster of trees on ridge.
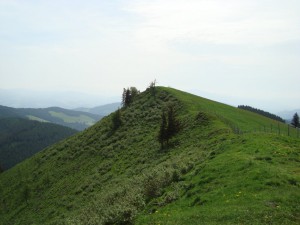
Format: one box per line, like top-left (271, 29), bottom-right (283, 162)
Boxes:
top-left (238, 105), bottom-right (285, 123)
top-left (122, 87), bottom-right (140, 107)
top-left (121, 80), bottom-right (156, 108)
top-left (112, 81), bottom-right (157, 131)
top-left (111, 86), bottom-right (142, 131)
top-left (113, 81), bottom-right (180, 149)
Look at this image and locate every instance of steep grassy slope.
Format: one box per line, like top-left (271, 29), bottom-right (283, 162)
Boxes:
top-left (0, 87), bottom-right (299, 225)
top-left (0, 118), bottom-right (77, 170)
top-left (0, 105), bottom-right (102, 131)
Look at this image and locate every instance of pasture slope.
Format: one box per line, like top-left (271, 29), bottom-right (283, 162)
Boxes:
top-left (0, 87), bottom-right (299, 225)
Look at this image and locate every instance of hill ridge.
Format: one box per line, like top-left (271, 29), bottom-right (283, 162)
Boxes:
top-left (0, 105), bottom-right (102, 130)
top-left (0, 86), bottom-right (299, 225)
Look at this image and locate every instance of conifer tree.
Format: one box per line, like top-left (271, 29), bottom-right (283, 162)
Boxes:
top-left (158, 105), bottom-right (180, 149)
top-left (122, 88), bottom-right (131, 107)
top-left (122, 88), bottom-right (127, 107)
top-left (122, 87), bottom-right (140, 107)
top-left (149, 79), bottom-right (157, 96)
top-left (158, 111), bottom-right (167, 149)
top-left (130, 87), bottom-right (139, 100)
top-left (166, 105), bottom-right (179, 140)
top-left (125, 89), bottom-right (131, 106)
top-left (291, 112), bottom-right (299, 128)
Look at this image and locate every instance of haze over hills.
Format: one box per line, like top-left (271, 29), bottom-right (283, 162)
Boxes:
top-left (74, 102), bottom-right (121, 116)
top-left (1, 88), bottom-right (297, 115)
top-left (0, 86), bottom-right (299, 225)
top-left (0, 89), bottom-right (120, 109)
top-left (277, 109), bottom-right (300, 121)
top-left (0, 105), bottom-right (102, 131)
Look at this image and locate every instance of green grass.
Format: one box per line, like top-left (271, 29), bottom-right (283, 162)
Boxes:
top-left (49, 111), bottom-right (96, 125)
top-left (0, 87), bottom-right (299, 225)
top-left (136, 133), bottom-right (300, 225)
top-left (26, 115), bottom-right (49, 122)
top-left (165, 87), bottom-right (299, 138)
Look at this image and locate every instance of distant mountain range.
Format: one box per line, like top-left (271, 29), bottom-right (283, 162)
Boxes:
top-left (0, 89), bottom-right (120, 109)
top-left (0, 103), bottom-right (120, 171)
top-left (0, 105), bottom-right (102, 131)
top-left (74, 102), bottom-right (120, 116)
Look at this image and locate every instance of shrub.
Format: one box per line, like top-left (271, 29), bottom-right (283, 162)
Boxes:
top-left (143, 175), bottom-right (162, 201)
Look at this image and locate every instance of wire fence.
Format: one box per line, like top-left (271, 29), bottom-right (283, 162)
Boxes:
top-left (215, 113), bottom-right (300, 138)
top-left (232, 124), bottom-right (299, 138)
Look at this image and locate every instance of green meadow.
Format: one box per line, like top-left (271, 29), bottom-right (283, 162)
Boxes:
top-left (49, 111), bottom-right (96, 126)
top-left (0, 87), bottom-right (299, 224)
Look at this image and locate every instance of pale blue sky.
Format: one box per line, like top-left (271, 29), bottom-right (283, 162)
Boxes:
top-left (0, 0), bottom-right (299, 112)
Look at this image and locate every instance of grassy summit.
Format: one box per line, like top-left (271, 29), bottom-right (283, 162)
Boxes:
top-left (0, 87), bottom-right (299, 225)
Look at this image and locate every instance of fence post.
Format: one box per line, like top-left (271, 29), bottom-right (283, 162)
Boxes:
top-left (271, 124), bottom-right (273, 133)
top-left (288, 124), bottom-right (290, 136)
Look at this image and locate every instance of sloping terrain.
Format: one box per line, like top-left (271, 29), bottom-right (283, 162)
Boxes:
top-left (0, 105), bottom-right (102, 130)
top-left (74, 102), bottom-right (120, 116)
top-left (0, 87), bottom-right (299, 225)
top-left (0, 118), bottom-right (77, 170)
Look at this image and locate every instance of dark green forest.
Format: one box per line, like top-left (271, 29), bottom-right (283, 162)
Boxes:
top-left (238, 105), bottom-right (285, 123)
top-left (0, 118), bottom-right (77, 170)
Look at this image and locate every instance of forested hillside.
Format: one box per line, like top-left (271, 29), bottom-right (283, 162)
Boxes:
top-left (238, 105), bottom-right (285, 123)
top-left (0, 105), bottom-right (102, 130)
top-left (0, 87), bottom-right (299, 225)
top-left (0, 118), bottom-right (77, 170)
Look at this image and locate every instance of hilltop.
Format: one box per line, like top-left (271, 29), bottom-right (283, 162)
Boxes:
top-left (0, 105), bottom-right (102, 131)
top-left (0, 87), bottom-right (299, 225)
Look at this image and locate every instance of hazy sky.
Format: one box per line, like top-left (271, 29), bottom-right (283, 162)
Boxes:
top-left (0, 0), bottom-right (299, 112)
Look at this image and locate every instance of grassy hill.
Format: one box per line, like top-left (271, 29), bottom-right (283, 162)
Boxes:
top-left (0, 87), bottom-right (299, 225)
top-left (0, 106), bottom-right (102, 131)
top-left (0, 118), bottom-right (77, 171)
